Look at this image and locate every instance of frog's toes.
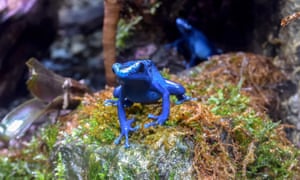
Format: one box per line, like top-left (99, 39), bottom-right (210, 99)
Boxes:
top-left (114, 133), bottom-right (131, 148)
top-left (156, 118), bottom-right (167, 126)
top-left (145, 114), bottom-right (160, 128)
top-left (144, 120), bottom-right (166, 128)
top-left (148, 114), bottom-right (159, 119)
top-left (176, 95), bottom-right (196, 104)
top-left (144, 116), bottom-right (166, 128)
top-left (144, 121), bottom-right (158, 128)
top-left (115, 119), bottom-right (139, 148)
top-left (114, 134), bottom-right (123, 145)
top-left (104, 99), bottom-right (117, 106)
top-left (126, 119), bottom-right (140, 131)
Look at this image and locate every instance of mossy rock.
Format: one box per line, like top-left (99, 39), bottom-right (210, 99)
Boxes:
top-left (1, 52), bottom-right (299, 179)
top-left (51, 138), bottom-right (194, 179)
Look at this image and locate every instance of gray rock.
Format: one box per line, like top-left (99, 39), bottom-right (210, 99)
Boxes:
top-left (288, 93), bottom-right (300, 115)
top-left (88, 31), bottom-right (103, 48)
top-left (52, 138), bottom-right (195, 179)
top-left (70, 35), bottom-right (87, 55)
top-left (51, 48), bottom-right (71, 59)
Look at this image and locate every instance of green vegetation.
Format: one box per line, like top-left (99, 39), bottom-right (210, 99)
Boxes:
top-left (88, 153), bottom-right (109, 180)
top-left (0, 53), bottom-right (299, 179)
top-left (54, 152), bottom-right (66, 180)
top-left (0, 137), bottom-right (51, 179)
top-left (42, 124), bottom-right (60, 151)
top-left (70, 80), bottom-right (299, 179)
top-left (207, 85), bottom-right (299, 178)
top-left (116, 16), bottom-right (143, 49)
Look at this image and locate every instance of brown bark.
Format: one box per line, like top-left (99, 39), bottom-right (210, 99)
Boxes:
top-left (102, 0), bottom-right (122, 86)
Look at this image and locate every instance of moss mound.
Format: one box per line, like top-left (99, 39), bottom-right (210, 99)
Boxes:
top-left (1, 52), bottom-right (299, 179)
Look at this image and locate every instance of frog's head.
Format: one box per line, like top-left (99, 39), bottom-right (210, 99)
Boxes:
top-left (176, 18), bottom-right (192, 35)
top-left (112, 60), bottom-right (154, 83)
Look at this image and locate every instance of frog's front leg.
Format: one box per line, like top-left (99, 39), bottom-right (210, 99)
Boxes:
top-left (104, 86), bottom-right (133, 107)
top-left (188, 53), bottom-right (197, 68)
top-left (145, 84), bottom-right (170, 128)
top-left (115, 95), bottom-right (139, 148)
top-left (104, 86), bottom-right (121, 106)
top-left (165, 37), bottom-right (185, 51)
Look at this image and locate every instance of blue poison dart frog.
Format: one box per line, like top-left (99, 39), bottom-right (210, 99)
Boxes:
top-left (167, 18), bottom-right (222, 68)
top-left (105, 60), bottom-right (191, 148)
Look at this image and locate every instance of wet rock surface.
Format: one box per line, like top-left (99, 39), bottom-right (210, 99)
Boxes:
top-left (272, 0), bottom-right (300, 147)
top-left (52, 139), bottom-right (195, 179)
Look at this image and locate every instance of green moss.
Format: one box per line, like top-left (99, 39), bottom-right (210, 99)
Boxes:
top-left (208, 85), bottom-right (249, 116)
top-left (169, 171), bottom-right (175, 180)
top-left (0, 158), bottom-right (48, 179)
top-left (88, 153), bottom-right (109, 180)
top-left (75, 103), bottom-right (119, 145)
top-left (247, 140), bottom-right (299, 179)
top-left (54, 152), bottom-right (66, 180)
top-left (207, 84), bottom-right (300, 178)
top-left (116, 16), bottom-right (143, 49)
top-left (41, 123), bottom-right (60, 151)
top-left (0, 138), bottom-right (52, 179)
top-left (160, 68), bottom-right (171, 79)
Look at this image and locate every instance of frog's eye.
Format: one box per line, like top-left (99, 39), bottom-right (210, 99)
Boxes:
top-left (137, 63), bottom-right (145, 73)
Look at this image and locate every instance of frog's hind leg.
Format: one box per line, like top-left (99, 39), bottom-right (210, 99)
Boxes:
top-left (165, 80), bottom-right (192, 104)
